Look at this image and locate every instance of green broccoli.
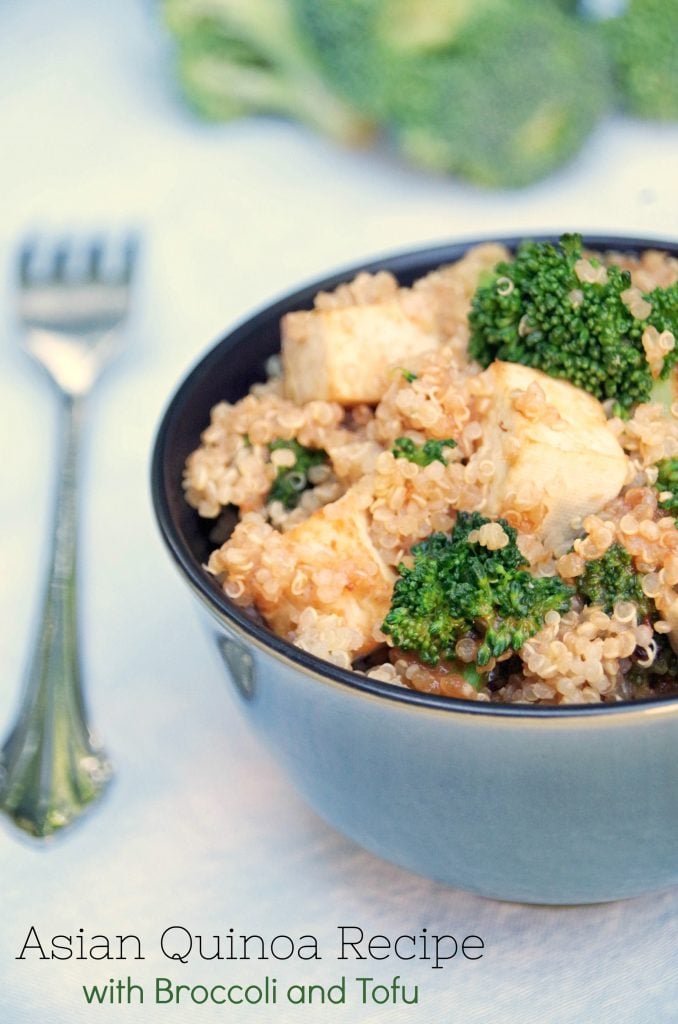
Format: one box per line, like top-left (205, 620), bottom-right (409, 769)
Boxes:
top-left (643, 282), bottom-right (678, 411)
top-left (655, 458), bottom-right (678, 515)
top-left (391, 436), bottom-right (457, 467)
top-left (647, 281), bottom-right (678, 344)
top-left (288, 0), bottom-right (396, 121)
top-left (381, 512), bottom-right (574, 666)
top-left (570, 536), bottom-right (678, 694)
top-left (577, 543), bottom-right (649, 615)
top-left (163, 0), bottom-right (678, 189)
top-left (469, 234), bottom-right (676, 414)
top-left (292, 0), bottom-right (611, 188)
top-left (390, 5), bottom-right (611, 188)
top-left (575, 539), bottom-right (678, 694)
top-left (267, 439), bottom-right (327, 509)
top-left (606, 0), bottom-right (678, 121)
top-left (163, 0), bottom-right (371, 143)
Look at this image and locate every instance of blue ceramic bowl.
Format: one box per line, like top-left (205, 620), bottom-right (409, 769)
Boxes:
top-left (151, 235), bottom-right (678, 905)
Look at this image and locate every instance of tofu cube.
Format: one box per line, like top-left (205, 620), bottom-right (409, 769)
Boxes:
top-left (245, 489), bottom-right (395, 659)
top-left (473, 362), bottom-right (629, 554)
top-left (281, 302), bottom-right (439, 405)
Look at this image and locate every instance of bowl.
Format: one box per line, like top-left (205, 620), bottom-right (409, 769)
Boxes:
top-left (151, 234), bottom-right (678, 905)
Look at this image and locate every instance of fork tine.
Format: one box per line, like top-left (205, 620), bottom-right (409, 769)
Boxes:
top-left (85, 235), bottom-right (138, 285)
top-left (18, 239), bottom-right (37, 286)
top-left (52, 238), bottom-right (71, 282)
top-left (16, 228), bottom-right (139, 342)
top-left (86, 238), bottom-right (105, 280)
top-left (120, 233), bottom-right (140, 286)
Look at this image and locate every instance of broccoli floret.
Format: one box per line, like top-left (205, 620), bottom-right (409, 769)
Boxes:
top-left (573, 537), bottom-right (678, 694)
top-left (381, 512), bottom-right (574, 666)
top-left (577, 544), bottom-right (649, 615)
top-left (391, 436), bottom-right (457, 467)
top-left (647, 282), bottom-right (678, 375)
top-left (163, 0), bottom-right (371, 143)
top-left (575, 539), bottom-right (678, 694)
top-left (267, 439), bottom-right (327, 509)
top-left (655, 458), bottom-right (678, 515)
top-left (468, 234), bottom-right (677, 414)
top-left (293, 0), bottom-right (611, 188)
top-left (606, 0), bottom-right (678, 121)
top-left (641, 282), bottom-right (678, 410)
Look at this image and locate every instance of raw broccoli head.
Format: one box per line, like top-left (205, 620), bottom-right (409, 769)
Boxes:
top-left (289, 0), bottom-right (443, 129)
top-left (391, 5), bottom-right (611, 188)
top-left (289, 0), bottom-right (401, 120)
top-left (606, 0), bottom-right (678, 121)
top-left (577, 543), bottom-right (649, 615)
top-left (292, 0), bottom-right (610, 188)
top-left (381, 512), bottom-right (574, 667)
top-left (655, 458), bottom-right (678, 515)
top-left (391, 436), bottom-right (457, 466)
top-left (267, 439), bottom-right (327, 509)
top-left (163, 0), bottom-right (370, 142)
top-left (469, 234), bottom-right (677, 414)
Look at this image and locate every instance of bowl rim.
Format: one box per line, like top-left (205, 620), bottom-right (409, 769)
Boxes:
top-left (151, 232), bottom-right (678, 720)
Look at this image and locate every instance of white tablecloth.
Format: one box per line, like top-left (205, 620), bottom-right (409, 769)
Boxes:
top-left (2, 1), bottom-right (678, 1020)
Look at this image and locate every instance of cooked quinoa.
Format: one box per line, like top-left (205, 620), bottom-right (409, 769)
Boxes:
top-left (184, 240), bottom-right (678, 705)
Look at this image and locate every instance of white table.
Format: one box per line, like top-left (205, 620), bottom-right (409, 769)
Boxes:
top-left (2, 1), bottom-right (678, 1020)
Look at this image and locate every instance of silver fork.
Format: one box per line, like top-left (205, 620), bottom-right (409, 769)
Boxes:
top-left (0, 233), bottom-right (139, 837)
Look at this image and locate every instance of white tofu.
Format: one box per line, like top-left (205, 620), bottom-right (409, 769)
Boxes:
top-left (253, 489), bottom-right (395, 658)
top-left (472, 362), bottom-right (629, 554)
top-left (281, 302), bottom-right (439, 405)
top-left (413, 242), bottom-right (511, 341)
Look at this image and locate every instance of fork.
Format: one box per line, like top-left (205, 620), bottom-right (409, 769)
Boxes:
top-left (0, 234), bottom-right (139, 837)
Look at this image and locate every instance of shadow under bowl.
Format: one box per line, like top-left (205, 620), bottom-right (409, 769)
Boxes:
top-left (152, 234), bottom-right (678, 904)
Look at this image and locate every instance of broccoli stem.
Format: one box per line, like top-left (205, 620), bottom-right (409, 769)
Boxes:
top-left (457, 661), bottom-right (484, 691)
top-left (177, 48), bottom-right (366, 140)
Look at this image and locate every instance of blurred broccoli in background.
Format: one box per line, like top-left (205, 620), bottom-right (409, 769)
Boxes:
top-left (293, 0), bottom-right (611, 187)
top-left (390, 3), bottom-right (610, 188)
top-left (606, 0), bottom-right (678, 121)
top-left (163, 0), bottom-right (371, 142)
top-left (162, 0), bottom-right (677, 188)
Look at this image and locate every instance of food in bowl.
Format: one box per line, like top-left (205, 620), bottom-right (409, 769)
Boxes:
top-left (183, 235), bottom-right (678, 706)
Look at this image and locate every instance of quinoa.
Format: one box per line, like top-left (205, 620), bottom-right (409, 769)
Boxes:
top-left (184, 242), bottom-right (678, 705)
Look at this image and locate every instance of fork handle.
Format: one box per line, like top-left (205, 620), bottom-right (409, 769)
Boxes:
top-left (0, 393), bottom-right (111, 836)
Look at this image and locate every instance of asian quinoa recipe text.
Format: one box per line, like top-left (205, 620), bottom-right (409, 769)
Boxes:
top-left (183, 236), bottom-right (678, 705)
